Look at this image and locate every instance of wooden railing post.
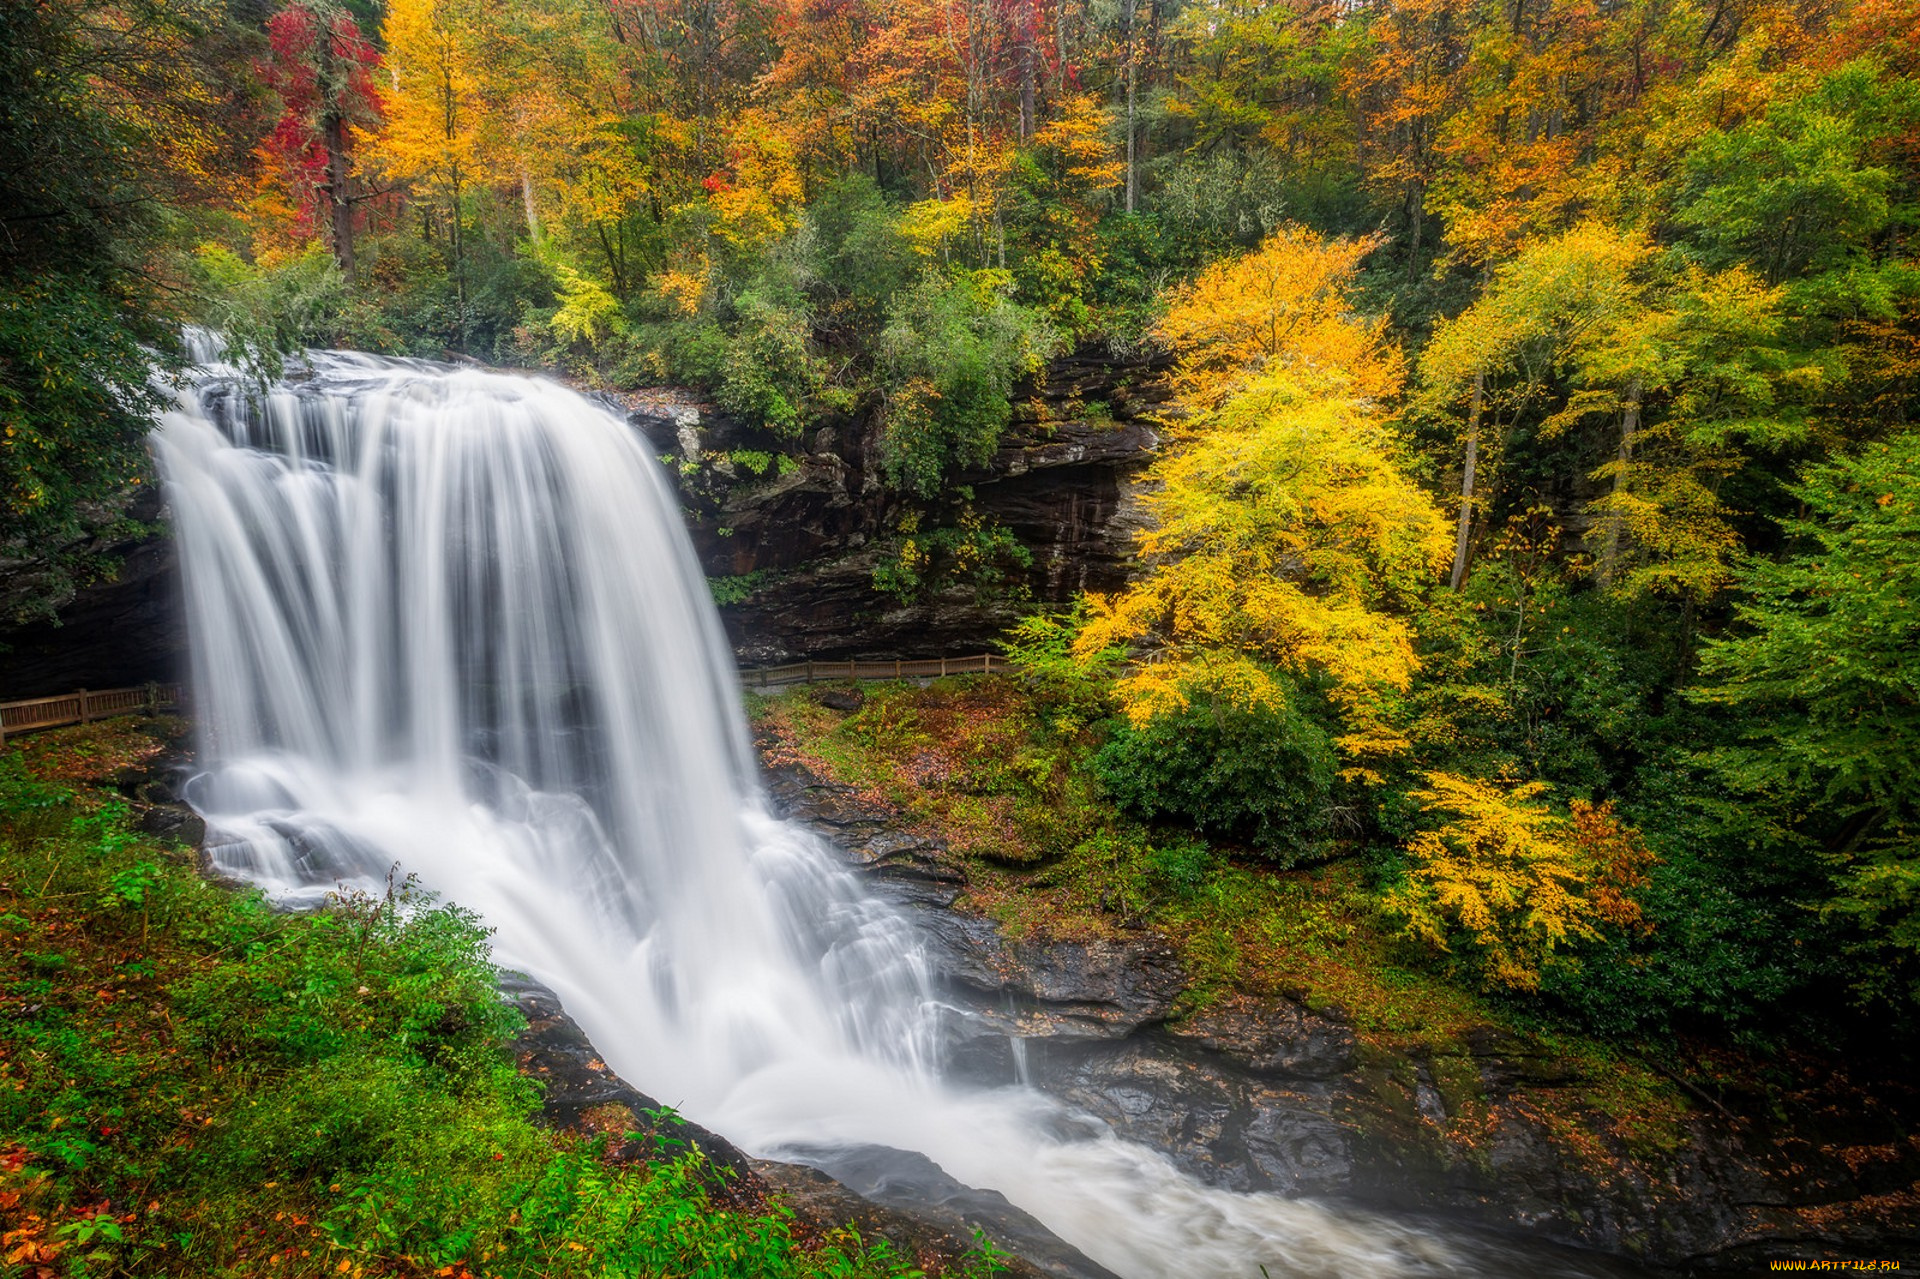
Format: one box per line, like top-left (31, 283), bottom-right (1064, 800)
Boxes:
top-left (77, 690), bottom-right (90, 724)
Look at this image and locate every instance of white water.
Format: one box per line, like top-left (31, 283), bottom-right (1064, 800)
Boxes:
top-left (154, 350), bottom-right (1624, 1279)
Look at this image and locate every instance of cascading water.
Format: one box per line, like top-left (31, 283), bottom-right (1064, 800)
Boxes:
top-left (154, 349), bottom-right (1630, 1279)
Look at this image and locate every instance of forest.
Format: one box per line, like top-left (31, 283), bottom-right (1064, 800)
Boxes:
top-left (5, 0), bottom-right (1920, 1081)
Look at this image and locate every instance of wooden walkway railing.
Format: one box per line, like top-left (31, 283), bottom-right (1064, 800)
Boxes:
top-left (1, 655), bottom-right (998, 742)
top-left (0, 684), bottom-right (184, 745)
top-left (740, 653), bottom-right (1007, 689)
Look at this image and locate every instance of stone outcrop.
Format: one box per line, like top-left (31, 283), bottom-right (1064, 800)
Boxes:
top-left (615, 345), bottom-right (1166, 664)
top-left (0, 486), bottom-right (186, 699)
top-left (762, 753), bottom-right (1920, 1274)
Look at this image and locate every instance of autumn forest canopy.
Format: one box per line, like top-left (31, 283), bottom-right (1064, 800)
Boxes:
top-left (4, 0), bottom-right (1920, 1046)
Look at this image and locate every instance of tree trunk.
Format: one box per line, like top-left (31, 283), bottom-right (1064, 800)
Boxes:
top-left (1405, 176), bottom-right (1426, 282)
top-left (317, 15), bottom-right (355, 281)
top-left (520, 171), bottom-right (542, 243)
top-left (1597, 376), bottom-right (1643, 590)
top-left (324, 111), bottom-right (355, 281)
top-left (1020, 28), bottom-right (1036, 140)
top-left (1123, 0), bottom-right (1138, 214)
top-left (1449, 368), bottom-right (1486, 590)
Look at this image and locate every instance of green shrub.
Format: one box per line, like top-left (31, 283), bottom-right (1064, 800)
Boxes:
top-left (718, 292), bottom-right (823, 437)
top-left (877, 271), bottom-right (1060, 496)
top-left (871, 509), bottom-right (1034, 603)
top-left (1092, 687), bottom-right (1337, 864)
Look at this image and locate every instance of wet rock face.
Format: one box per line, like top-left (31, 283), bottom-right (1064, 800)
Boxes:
top-left (764, 751), bottom-right (1920, 1272)
top-left (0, 487), bottom-right (186, 699)
top-left (614, 346), bottom-right (1167, 665)
top-left (508, 976), bottom-right (1116, 1278)
top-left (767, 1146), bottom-right (1121, 1279)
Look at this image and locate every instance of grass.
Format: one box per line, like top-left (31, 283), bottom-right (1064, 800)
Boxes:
top-left (0, 718), bottom-right (1004, 1279)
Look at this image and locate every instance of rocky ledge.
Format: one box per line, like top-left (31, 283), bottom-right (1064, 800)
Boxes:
top-left (761, 755), bottom-right (1920, 1274)
top-left (617, 345), bottom-right (1166, 664)
top-left (507, 976), bottom-right (1111, 1278)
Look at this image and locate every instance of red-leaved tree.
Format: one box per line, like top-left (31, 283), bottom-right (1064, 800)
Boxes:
top-left (257, 1), bottom-right (383, 278)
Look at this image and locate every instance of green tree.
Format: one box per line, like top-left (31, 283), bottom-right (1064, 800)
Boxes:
top-left (876, 271), bottom-right (1059, 497)
top-left (1694, 433), bottom-right (1920, 1003)
top-left (0, 0), bottom-right (229, 620)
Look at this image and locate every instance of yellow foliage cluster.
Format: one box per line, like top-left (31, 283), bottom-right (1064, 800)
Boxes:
top-left (1154, 227), bottom-right (1403, 414)
top-left (1077, 228), bottom-right (1448, 775)
top-left (1389, 774), bottom-right (1657, 990)
top-left (1031, 95), bottom-right (1125, 194)
top-left (707, 109), bottom-right (805, 250)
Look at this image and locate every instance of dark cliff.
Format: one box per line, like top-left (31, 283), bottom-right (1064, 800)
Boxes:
top-left (0, 485), bottom-right (186, 699)
top-left (615, 343), bottom-right (1166, 664)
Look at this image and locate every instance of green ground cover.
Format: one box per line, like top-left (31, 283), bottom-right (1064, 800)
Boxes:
top-left (0, 718), bottom-right (996, 1279)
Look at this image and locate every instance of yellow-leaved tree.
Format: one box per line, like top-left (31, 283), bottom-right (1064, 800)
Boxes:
top-left (1388, 774), bottom-right (1656, 990)
top-left (1154, 227), bottom-right (1404, 414)
top-left (1075, 227), bottom-right (1451, 777)
top-left (374, 0), bottom-right (501, 335)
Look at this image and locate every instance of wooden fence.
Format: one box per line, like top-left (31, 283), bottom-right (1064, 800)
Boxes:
top-left (739, 653), bottom-right (1007, 689)
top-left (0, 655), bottom-right (1001, 741)
top-left (0, 684), bottom-right (184, 745)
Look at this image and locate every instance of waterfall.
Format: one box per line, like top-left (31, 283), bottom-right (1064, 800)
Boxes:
top-left (154, 350), bottom-right (1625, 1279)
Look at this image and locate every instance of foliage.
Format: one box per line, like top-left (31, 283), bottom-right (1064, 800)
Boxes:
top-left (717, 293), bottom-right (823, 437)
top-left (1387, 774), bottom-right (1655, 992)
top-left (1092, 685), bottom-right (1338, 865)
top-left (1694, 433), bottom-right (1920, 1003)
top-left (0, 733), bottom-right (983, 1278)
top-left (876, 273), bottom-right (1060, 496)
top-left (1080, 363), bottom-right (1450, 773)
top-left (998, 600), bottom-right (1127, 726)
top-left (1154, 226), bottom-right (1401, 414)
top-left (871, 509), bottom-right (1034, 604)
top-left (0, 0), bottom-right (231, 616)
top-left (191, 244), bottom-right (351, 375)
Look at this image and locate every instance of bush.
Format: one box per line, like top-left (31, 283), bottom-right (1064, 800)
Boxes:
top-left (717, 292), bottom-right (823, 436)
top-left (877, 271), bottom-right (1060, 496)
top-left (1092, 688), bottom-right (1336, 864)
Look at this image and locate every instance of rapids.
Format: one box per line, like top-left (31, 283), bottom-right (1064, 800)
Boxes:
top-left (153, 348), bottom-right (1635, 1279)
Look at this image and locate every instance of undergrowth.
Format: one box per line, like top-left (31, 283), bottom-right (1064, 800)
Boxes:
top-left (752, 678), bottom-right (1701, 1160)
top-left (0, 720), bottom-right (1000, 1279)
top-left (750, 675), bottom-right (1691, 1114)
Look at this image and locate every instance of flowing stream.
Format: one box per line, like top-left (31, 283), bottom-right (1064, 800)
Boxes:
top-left (154, 350), bottom-right (1632, 1279)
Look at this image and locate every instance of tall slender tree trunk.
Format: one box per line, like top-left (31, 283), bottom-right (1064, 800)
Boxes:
top-left (1123, 0), bottom-right (1138, 214)
top-left (1020, 25), bottom-right (1036, 140)
top-left (324, 112), bottom-right (355, 280)
top-left (1404, 175), bottom-right (1426, 282)
top-left (317, 14), bottom-right (355, 281)
top-left (1597, 376), bottom-right (1643, 590)
top-left (1449, 368), bottom-right (1486, 590)
top-left (520, 171), bottom-right (542, 243)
